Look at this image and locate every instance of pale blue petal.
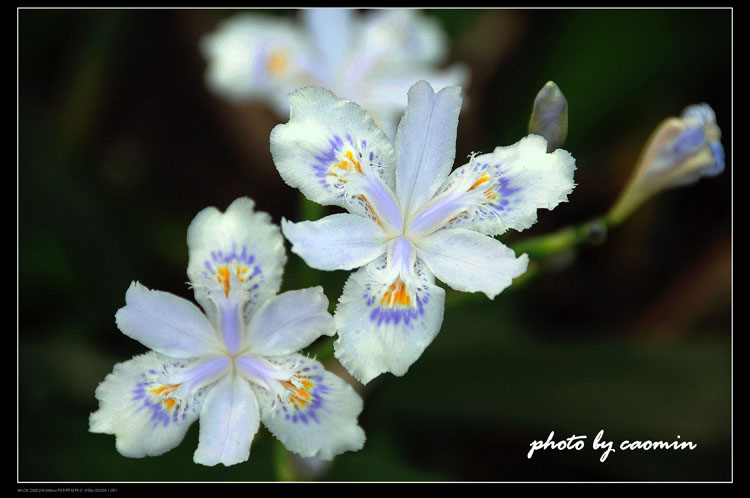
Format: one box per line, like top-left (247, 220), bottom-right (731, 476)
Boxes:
top-left (281, 214), bottom-right (388, 271)
top-left (193, 375), bottom-right (260, 467)
top-left (115, 282), bottom-right (220, 358)
top-left (246, 287), bottom-right (335, 356)
top-left (395, 81), bottom-right (462, 220)
top-left (386, 236), bottom-right (417, 280)
top-left (235, 354), bottom-right (289, 392)
top-left (358, 64), bottom-right (470, 140)
top-left (403, 186), bottom-right (468, 241)
top-left (215, 300), bottom-right (243, 356)
top-left (424, 134), bottom-right (576, 237)
top-left (416, 228), bottom-right (528, 299)
top-left (270, 86), bottom-right (399, 220)
top-left (89, 352), bottom-right (204, 458)
top-left (166, 355), bottom-right (232, 401)
top-left (186, 197), bottom-right (286, 329)
top-left (301, 9), bottom-right (354, 88)
top-left (257, 354), bottom-right (366, 460)
top-left (333, 255), bottom-right (445, 384)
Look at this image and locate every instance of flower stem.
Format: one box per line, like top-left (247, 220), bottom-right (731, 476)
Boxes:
top-left (510, 215), bottom-right (611, 261)
top-left (272, 439), bottom-right (298, 481)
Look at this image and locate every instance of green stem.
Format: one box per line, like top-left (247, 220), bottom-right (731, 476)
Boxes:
top-left (272, 439), bottom-right (298, 481)
top-left (510, 215), bottom-right (611, 260)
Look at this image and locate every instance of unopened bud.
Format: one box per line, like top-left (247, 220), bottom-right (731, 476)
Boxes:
top-left (528, 81), bottom-right (568, 152)
top-left (608, 103), bottom-right (725, 225)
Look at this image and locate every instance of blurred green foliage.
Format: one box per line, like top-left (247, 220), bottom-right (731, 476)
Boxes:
top-left (18, 8), bottom-right (730, 482)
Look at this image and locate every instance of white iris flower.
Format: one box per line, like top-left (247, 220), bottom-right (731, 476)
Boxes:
top-left (201, 8), bottom-right (468, 138)
top-left (271, 81), bottom-right (577, 384)
top-left (89, 198), bottom-right (365, 466)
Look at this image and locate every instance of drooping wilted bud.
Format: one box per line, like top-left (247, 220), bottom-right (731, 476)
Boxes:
top-left (607, 103), bottom-right (725, 225)
top-left (528, 81), bottom-right (569, 152)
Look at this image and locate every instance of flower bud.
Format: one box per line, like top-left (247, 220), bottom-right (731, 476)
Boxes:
top-left (528, 81), bottom-right (569, 152)
top-left (608, 103), bottom-right (725, 225)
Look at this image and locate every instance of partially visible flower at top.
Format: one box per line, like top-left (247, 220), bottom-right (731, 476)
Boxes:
top-left (528, 81), bottom-right (569, 152)
top-left (608, 103), bottom-right (725, 225)
top-left (200, 8), bottom-right (469, 138)
top-left (89, 197), bottom-right (365, 466)
top-left (270, 81), bottom-right (576, 384)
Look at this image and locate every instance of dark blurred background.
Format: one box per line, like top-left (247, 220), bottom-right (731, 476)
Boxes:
top-left (18, 8), bottom-right (731, 482)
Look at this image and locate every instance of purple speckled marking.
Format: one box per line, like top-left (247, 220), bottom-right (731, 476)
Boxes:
top-left (496, 175), bottom-right (522, 198)
top-left (201, 243), bottom-right (263, 300)
top-left (132, 380), bottom-right (174, 429)
top-left (368, 290), bottom-right (430, 327)
top-left (276, 371), bottom-right (329, 425)
top-left (312, 135), bottom-right (347, 190)
top-left (210, 243), bottom-right (256, 266)
top-left (365, 278), bottom-right (431, 328)
top-left (130, 362), bottom-right (200, 429)
top-left (369, 304), bottom-right (421, 326)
